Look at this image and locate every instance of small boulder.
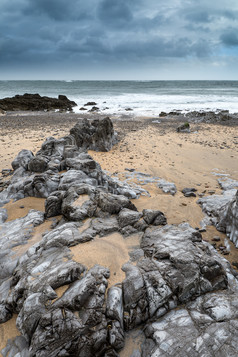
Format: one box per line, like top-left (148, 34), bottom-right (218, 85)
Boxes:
top-left (84, 101), bottom-right (97, 106)
top-left (118, 209), bottom-right (142, 228)
top-left (142, 209), bottom-right (167, 226)
top-left (177, 122), bottom-right (190, 133)
top-left (12, 149), bottom-right (34, 171)
top-left (28, 156), bottom-right (48, 173)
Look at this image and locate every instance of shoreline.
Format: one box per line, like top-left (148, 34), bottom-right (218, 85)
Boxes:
top-left (0, 110), bottom-right (238, 354)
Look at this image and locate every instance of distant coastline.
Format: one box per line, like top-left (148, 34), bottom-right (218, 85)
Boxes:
top-left (0, 80), bottom-right (238, 116)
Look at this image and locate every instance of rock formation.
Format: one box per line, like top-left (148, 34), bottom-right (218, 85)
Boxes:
top-left (0, 93), bottom-right (77, 111)
top-left (198, 177), bottom-right (238, 247)
top-left (0, 117), bottom-right (238, 357)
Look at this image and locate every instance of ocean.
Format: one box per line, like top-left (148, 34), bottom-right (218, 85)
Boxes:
top-left (0, 80), bottom-right (238, 116)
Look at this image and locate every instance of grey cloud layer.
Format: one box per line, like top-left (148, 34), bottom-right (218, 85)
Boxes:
top-left (0, 0), bottom-right (238, 76)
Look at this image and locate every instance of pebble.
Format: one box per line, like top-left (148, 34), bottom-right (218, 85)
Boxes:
top-left (184, 192), bottom-right (196, 197)
top-left (232, 262), bottom-right (238, 269)
top-left (212, 236), bottom-right (221, 242)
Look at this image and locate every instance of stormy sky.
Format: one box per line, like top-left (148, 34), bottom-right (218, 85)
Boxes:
top-left (0, 0), bottom-right (238, 79)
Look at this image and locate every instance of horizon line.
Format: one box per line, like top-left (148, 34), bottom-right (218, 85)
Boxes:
top-left (1, 79), bottom-right (238, 81)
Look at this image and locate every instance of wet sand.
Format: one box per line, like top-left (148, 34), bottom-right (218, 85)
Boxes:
top-left (70, 232), bottom-right (141, 288)
top-left (0, 111), bottom-right (238, 354)
top-left (0, 315), bottom-right (20, 352)
top-left (4, 197), bottom-right (45, 221)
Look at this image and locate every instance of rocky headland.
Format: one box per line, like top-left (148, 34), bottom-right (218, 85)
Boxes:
top-left (0, 107), bottom-right (238, 356)
top-left (0, 93), bottom-right (77, 112)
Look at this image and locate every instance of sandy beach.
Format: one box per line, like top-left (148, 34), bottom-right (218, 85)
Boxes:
top-left (0, 110), bottom-right (238, 354)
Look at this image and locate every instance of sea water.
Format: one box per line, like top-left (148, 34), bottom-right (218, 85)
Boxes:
top-left (0, 80), bottom-right (238, 116)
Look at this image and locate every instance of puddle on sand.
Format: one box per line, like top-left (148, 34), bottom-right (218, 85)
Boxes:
top-left (119, 328), bottom-right (145, 357)
top-left (0, 315), bottom-right (20, 353)
top-left (70, 232), bottom-right (141, 288)
top-left (4, 197), bottom-right (45, 221)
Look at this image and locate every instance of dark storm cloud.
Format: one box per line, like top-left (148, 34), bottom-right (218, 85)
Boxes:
top-left (97, 0), bottom-right (133, 26)
top-left (220, 29), bottom-right (238, 46)
top-left (0, 0), bottom-right (238, 77)
top-left (23, 0), bottom-right (91, 21)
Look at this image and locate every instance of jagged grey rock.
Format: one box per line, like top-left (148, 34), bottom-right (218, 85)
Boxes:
top-left (118, 209), bottom-right (142, 228)
top-left (62, 186), bottom-right (97, 221)
top-left (218, 177), bottom-right (238, 191)
top-left (157, 179), bottom-right (177, 195)
top-left (25, 172), bottom-right (60, 198)
top-left (142, 289), bottom-right (238, 357)
top-left (16, 293), bottom-right (47, 342)
top-left (25, 266), bottom-right (112, 357)
top-left (142, 209), bottom-right (167, 226)
top-left (97, 191), bottom-right (137, 214)
top-left (37, 135), bottom-right (76, 158)
top-left (65, 152), bottom-right (100, 172)
top-left (41, 221), bottom-right (95, 248)
top-left (122, 223), bottom-right (227, 330)
top-left (198, 188), bottom-right (238, 247)
top-left (0, 208), bottom-right (7, 223)
top-left (11, 149), bottom-right (34, 171)
top-left (28, 156), bottom-right (48, 173)
top-left (44, 190), bottom-right (65, 218)
top-left (91, 217), bottom-right (119, 236)
top-left (70, 117), bottom-right (117, 151)
top-left (58, 169), bottom-right (89, 190)
top-left (198, 189), bottom-right (236, 225)
top-left (0, 335), bottom-right (29, 357)
top-left (216, 190), bottom-right (238, 247)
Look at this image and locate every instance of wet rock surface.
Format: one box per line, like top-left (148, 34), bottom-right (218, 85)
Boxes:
top-left (198, 177), bottom-right (238, 247)
top-left (157, 178), bottom-right (177, 195)
top-left (141, 281), bottom-right (238, 357)
top-left (0, 93), bottom-right (77, 112)
top-left (0, 117), bottom-right (238, 356)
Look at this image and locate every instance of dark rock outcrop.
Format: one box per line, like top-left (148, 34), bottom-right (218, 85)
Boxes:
top-left (176, 122), bottom-right (190, 133)
top-left (70, 117), bottom-right (117, 152)
top-left (0, 93), bottom-right (77, 111)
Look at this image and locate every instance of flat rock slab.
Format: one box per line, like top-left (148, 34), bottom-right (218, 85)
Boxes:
top-left (142, 289), bottom-right (238, 357)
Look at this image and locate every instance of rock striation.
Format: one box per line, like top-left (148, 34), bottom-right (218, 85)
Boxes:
top-left (0, 93), bottom-right (77, 112)
top-left (198, 177), bottom-right (238, 247)
top-left (0, 117), bottom-right (238, 357)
